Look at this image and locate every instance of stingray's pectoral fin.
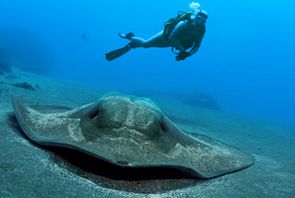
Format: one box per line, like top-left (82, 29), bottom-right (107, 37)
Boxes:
top-left (11, 96), bottom-right (37, 140)
top-left (105, 43), bottom-right (133, 61)
top-left (12, 96), bottom-right (30, 124)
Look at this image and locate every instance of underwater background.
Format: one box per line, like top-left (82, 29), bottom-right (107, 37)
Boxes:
top-left (0, 0), bottom-right (294, 128)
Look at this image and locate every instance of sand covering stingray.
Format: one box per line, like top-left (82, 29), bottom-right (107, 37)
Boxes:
top-left (12, 93), bottom-right (254, 178)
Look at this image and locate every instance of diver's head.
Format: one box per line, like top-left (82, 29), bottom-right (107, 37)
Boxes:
top-left (197, 10), bottom-right (208, 20)
top-left (196, 10), bottom-right (208, 23)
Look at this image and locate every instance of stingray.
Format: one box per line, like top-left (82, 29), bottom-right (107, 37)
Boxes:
top-left (12, 93), bottom-right (254, 178)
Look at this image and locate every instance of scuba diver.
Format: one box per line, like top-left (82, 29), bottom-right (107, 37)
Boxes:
top-left (105, 2), bottom-right (208, 61)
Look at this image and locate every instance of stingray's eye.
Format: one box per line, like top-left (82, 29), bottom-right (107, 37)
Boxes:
top-left (88, 108), bottom-right (100, 119)
top-left (160, 121), bottom-right (167, 133)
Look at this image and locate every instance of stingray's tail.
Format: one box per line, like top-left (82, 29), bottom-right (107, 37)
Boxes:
top-left (105, 43), bottom-right (134, 61)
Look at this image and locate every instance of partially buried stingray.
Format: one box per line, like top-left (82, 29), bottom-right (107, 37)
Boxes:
top-left (12, 93), bottom-right (254, 178)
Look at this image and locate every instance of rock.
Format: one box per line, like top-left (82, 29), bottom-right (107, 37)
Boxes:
top-left (11, 82), bottom-right (36, 91)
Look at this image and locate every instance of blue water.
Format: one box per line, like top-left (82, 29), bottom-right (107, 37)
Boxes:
top-left (0, 0), bottom-right (294, 128)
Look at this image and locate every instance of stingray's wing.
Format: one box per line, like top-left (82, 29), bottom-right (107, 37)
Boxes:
top-left (161, 116), bottom-right (255, 178)
top-left (12, 96), bottom-right (78, 144)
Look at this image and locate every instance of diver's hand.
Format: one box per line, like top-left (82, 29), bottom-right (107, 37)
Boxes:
top-left (176, 51), bottom-right (191, 61)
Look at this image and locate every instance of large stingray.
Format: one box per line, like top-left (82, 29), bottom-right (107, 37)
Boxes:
top-left (12, 93), bottom-right (254, 178)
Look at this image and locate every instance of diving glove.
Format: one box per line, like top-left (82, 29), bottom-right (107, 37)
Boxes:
top-left (176, 51), bottom-right (191, 61)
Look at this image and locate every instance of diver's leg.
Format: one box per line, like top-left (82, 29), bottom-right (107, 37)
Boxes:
top-left (120, 31), bottom-right (172, 48)
top-left (143, 31), bottom-right (172, 48)
top-left (145, 31), bottom-right (172, 47)
top-left (127, 37), bottom-right (148, 48)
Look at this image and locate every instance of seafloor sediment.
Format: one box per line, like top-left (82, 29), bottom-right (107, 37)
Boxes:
top-left (0, 69), bottom-right (294, 198)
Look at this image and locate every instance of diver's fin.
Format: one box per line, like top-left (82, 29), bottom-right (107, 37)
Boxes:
top-left (105, 44), bottom-right (133, 61)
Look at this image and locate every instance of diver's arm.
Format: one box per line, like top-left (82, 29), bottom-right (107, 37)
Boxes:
top-left (189, 26), bottom-right (206, 55)
top-left (187, 42), bottom-right (200, 55)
